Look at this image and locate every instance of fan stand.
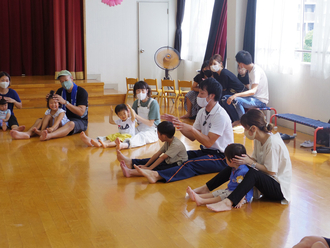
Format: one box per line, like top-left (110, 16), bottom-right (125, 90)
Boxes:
top-left (164, 69), bottom-right (170, 80)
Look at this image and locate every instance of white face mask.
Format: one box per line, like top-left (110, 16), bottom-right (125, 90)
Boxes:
top-left (197, 96), bottom-right (209, 108)
top-left (210, 64), bottom-right (220, 72)
top-left (0, 82), bottom-right (9, 89)
top-left (244, 127), bottom-right (256, 140)
top-left (137, 92), bottom-right (147, 101)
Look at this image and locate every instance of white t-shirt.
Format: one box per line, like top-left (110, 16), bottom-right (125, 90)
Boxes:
top-left (45, 108), bottom-right (70, 126)
top-left (115, 117), bottom-right (136, 136)
top-left (193, 103), bottom-right (233, 153)
top-left (252, 132), bottom-right (292, 202)
top-left (248, 64), bottom-right (269, 104)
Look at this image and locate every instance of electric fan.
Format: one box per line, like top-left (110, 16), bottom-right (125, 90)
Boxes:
top-left (154, 46), bottom-right (181, 79)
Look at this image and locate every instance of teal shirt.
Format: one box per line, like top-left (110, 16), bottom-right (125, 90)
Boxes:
top-left (132, 98), bottom-right (160, 126)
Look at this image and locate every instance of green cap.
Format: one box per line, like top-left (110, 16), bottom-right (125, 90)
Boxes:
top-left (57, 70), bottom-right (72, 79)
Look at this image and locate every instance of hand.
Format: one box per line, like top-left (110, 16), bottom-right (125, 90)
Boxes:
top-left (227, 95), bottom-right (236, 105)
top-left (110, 106), bottom-right (114, 114)
top-left (161, 114), bottom-right (178, 123)
top-left (3, 96), bottom-right (15, 103)
top-left (234, 197), bottom-right (246, 209)
top-left (232, 154), bottom-right (254, 166)
top-left (52, 94), bottom-right (66, 105)
top-left (172, 119), bottom-right (192, 132)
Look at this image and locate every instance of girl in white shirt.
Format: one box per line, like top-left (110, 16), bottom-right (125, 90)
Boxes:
top-left (33, 90), bottom-right (69, 137)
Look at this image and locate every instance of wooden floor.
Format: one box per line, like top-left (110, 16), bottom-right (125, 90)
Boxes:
top-left (1, 98), bottom-right (330, 248)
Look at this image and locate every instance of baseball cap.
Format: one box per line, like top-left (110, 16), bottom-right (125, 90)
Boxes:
top-left (56, 70), bottom-right (72, 79)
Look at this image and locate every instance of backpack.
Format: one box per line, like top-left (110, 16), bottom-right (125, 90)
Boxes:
top-left (316, 119), bottom-right (330, 147)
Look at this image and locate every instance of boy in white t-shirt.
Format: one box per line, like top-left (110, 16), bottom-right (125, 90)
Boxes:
top-left (80, 104), bottom-right (136, 148)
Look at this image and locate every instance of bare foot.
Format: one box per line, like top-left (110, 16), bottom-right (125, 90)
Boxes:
top-left (133, 165), bottom-right (159, 183)
top-left (10, 130), bottom-right (30, 140)
top-left (186, 186), bottom-right (196, 201)
top-left (33, 127), bottom-right (42, 136)
top-left (180, 113), bottom-right (191, 119)
top-left (80, 131), bottom-right (93, 147)
top-left (40, 130), bottom-right (50, 141)
top-left (91, 139), bottom-right (101, 147)
top-left (120, 161), bottom-right (131, 177)
top-left (115, 138), bottom-right (121, 150)
top-left (206, 198), bottom-right (233, 212)
top-left (116, 150), bottom-right (132, 168)
top-left (2, 123), bottom-right (7, 131)
top-left (193, 185), bottom-right (210, 194)
top-left (99, 140), bottom-right (108, 148)
top-left (15, 125), bottom-right (26, 131)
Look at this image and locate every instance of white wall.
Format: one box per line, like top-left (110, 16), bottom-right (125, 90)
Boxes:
top-left (85, 0), bottom-right (176, 92)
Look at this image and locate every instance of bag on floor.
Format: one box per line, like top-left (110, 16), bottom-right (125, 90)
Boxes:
top-left (316, 119), bottom-right (330, 147)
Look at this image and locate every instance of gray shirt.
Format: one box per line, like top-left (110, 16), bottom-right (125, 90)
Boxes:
top-left (159, 136), bottom-right (188, 165)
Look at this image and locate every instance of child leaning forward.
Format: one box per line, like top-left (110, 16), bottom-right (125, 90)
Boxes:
top-left (117, 121), bottom-right (188, 177)
top-left (187, 143), bottom-right (253, 208)
top-left (80, 104), bottom-right (136, 148)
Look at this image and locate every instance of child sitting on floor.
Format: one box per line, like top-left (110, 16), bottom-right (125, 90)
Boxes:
top-left (33, 90), bottom-right (70, 137)
top-left (80, 104), bottom-right (136, 148)
top-left (186, 143), bottom-right (253, 208)
top-left (0, 98), bottom-right (11, 131)
top-left (117, 121), bottom-right (188, 177)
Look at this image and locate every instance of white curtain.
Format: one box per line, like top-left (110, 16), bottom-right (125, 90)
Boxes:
top-left (181, 0), bottom-right (214, 63)
top-left (310, 0), bottom-right (330, 79)
top-left (255, 0), bottom-right (297, 74)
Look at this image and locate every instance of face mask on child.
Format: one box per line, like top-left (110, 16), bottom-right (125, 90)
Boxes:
top-left (137, 92), bottom-right (147, 101)
top-left (0, 82), bottom-right (9, 89)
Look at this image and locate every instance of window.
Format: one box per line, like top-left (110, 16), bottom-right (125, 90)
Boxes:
top-left (295, 0), bottom-right (316, 63)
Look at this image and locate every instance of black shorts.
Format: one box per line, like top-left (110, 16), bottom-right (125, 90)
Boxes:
top-left (8, 114), bottom-right (19, 129)
top-left (68, 118), bottom-right (88, 135)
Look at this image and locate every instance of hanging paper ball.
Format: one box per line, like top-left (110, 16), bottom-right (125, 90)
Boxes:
top-left (102, 0), bottom-right (123, 7)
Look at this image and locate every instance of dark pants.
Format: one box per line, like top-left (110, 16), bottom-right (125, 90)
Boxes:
top-left (157, 148), bottom-right (227, 183)
top-left (132, 158), bottom-right (178, 171)
top-left (206, 168), bottom-right (284, 207)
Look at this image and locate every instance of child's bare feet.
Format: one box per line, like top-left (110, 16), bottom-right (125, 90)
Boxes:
top-left (10, 130), bottom-right (30, 140)
top-left (40, 130), bottom-right (50, 141)
top-left (186, 186), bottom-right (196, 201)
top-left (80, 131), bottom-right (93, 147)
top-left (193, 185), bottom-right (210, 194)
top-left (2, 122), bottom-right (7, 131)
top-left (120, 161), bottom-right (131, 177)
top-left (32, 127), bottom-right (42, 136)
top-left (91, 139), bottom-right (101, 147)
top-left (99, 140), bottom-right (107, 148)
top-left (206, 198), bottom-right (233, 212)
top-left (133, 165), bottom-right (159, 183)
top-left (116, 150), bottom-right (132, 168)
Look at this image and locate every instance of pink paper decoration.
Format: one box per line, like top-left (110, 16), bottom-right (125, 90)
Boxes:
top-left (102, 0), bottom-right (123, 7)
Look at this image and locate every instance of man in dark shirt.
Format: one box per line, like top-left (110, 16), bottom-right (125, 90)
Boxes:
top-left (10, 70), bottom-right (88, 141)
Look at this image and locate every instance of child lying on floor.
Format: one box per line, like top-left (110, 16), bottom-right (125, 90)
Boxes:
top-left (117, 121), bottom-right (188, 177)
top-left (186, 143), bottom-right (253, 208)
top-left (80, 104), bottom-right (135, 148)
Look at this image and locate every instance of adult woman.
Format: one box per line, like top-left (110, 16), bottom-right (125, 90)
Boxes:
top-left (192, 109), bottom-right (292, 212)
top-left (117, 81), bottom-right (160, 150)
top-left (0, 71), bottom-right (23, 131)
top-left (180, 60), bottom-right (212, 119)
top-left (209, 54), bottom-right (246, 96)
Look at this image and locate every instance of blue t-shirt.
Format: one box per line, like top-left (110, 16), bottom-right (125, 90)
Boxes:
top-left (228, 164), bottom-right (253, 202)
top-left (0, 88), bottom-right (21, 116)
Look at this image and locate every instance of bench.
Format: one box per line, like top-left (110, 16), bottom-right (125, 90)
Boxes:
top-left (270, 113), bottom-right (330, 154)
